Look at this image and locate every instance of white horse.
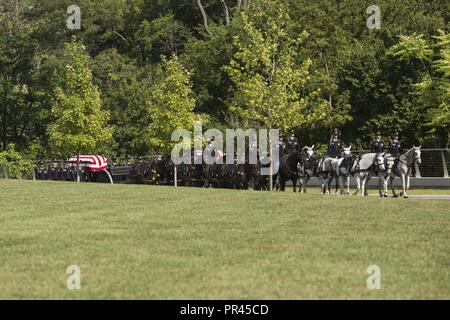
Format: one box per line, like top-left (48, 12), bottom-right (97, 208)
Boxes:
top-left (389, 146), bottom-right (422, 198)
top-left (317, 157), bottom-right (334, 194)
top-left (379, 153), bottom-right (396, 197)
top-left (352, 153), bottom-right (386, 196)
top-left (365, 153), bottom-right (396, 197)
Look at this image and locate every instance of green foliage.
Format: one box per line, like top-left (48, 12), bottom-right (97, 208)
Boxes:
top-left (389, 29), bottom-right (450, 145)
top-left (2, 0), bottom-right (450, 156)
top-left (134, 14), bottom-right (189, 64)
top-left (0, 144), bottom-right (33, 178)
top-left (91, 49), bottom-right (152, 156)
top-left (48, 39), bottom-right (111, 157)
top-left (388, 34), bottom-right (433, 61)
top-left (429, 30), bottom-right (450, 132)
top-left (147, 55), bottom-right (205, 153)
top-left (225, 8), bottom-right (339, 133)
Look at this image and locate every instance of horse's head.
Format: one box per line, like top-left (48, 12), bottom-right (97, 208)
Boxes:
top-left (384, 153), bottom-right (395, 174)
top-left (342, 153), bottom-right (356, 171)
top-left (305, 145), bottom-right (315, 158)
top-left (376, 153), bottom-right (386, 171)
top-left (412, 145), bottom-right (422, 165)
top-left (343, 145), bottom-right (352, 157)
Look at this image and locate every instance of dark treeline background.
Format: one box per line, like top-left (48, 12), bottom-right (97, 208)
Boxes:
top-left (0, 0), bottom-right (449, 158)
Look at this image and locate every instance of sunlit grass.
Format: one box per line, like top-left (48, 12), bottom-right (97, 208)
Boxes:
top-left (0, 180), bottom-right (449, 299)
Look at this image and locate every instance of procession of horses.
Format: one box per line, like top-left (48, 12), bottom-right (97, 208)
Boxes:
top-left (129, 144), bottom-right (423, 199)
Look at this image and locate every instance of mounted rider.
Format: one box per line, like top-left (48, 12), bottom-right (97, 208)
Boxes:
top-left (286, 130), bottom-right (299, 156)
top-left (278, 136), bottom-right (287, 159)
top-left (389, 132), bottom-right (402, 158)
top-left (371, 130), bottom-right (385, 154)
top-left (321, 128), bottom-right (344, 172)
top-left (327, 128), bottom-right (344, 158)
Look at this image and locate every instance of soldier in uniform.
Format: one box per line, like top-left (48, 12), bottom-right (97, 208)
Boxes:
top-left (286, 130), bottom-right (299, 156)
top-left (389, 132), bottom-right (402, 158)
top-left (327, 128), bottom-right (343, 158)
top-left (278, 136), bottom-right (287, 159)
top-left (371, 130), bottom-right (385, 154)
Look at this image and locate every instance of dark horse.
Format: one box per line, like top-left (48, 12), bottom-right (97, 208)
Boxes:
top-left (234, 156), bottom-right (256, 190)
top-left (204, 154), bottom-right (235, 188)
top-left (277, 151), bottom-right (301, 192)
top-left (245, 153), bottom-right (277, 191)
top-left (298, 146), bottom-right (317, 193)
top-left (148, 156), bottom-right (173, 185)
top-left (129, 160), bottom-right (151, 184)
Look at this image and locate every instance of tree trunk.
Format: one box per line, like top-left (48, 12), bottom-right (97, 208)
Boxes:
top-left (196, 0), bottom-right (213, 37)
top-left (219, 0), bottom-right (230, 25)
top-left (237, 0), bottom-right (248, 8)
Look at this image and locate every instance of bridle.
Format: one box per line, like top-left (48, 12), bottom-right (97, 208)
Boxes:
top-left (397, 149), bottom-right (420, 167)
top-left (343, 154), bottom-right (354, 172)
top-left (374, 154), bottom-right (385, 171)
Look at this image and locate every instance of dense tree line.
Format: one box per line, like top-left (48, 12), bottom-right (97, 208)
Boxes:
top-left (0, 0), bottom-right (449, 159)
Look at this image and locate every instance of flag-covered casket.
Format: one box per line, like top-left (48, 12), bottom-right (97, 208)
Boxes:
top-left (66, 155), bottom-right (108, 172)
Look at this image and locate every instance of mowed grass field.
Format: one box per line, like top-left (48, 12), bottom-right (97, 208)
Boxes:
top-left (0, 180), bottom-right (449, 299)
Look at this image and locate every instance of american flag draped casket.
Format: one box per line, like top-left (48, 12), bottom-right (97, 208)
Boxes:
top-left (66, 155), bottom-right (108, 172)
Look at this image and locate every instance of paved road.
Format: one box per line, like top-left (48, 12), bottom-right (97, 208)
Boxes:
top-left (407, 195), bottom-right (450, 201)
top-left (367, 194), bottom-right (450, 201)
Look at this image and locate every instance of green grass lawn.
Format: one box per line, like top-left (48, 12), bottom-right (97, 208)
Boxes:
top-left (0, 180), bottom-right (449, 299)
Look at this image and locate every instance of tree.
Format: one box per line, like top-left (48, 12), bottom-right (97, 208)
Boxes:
top-left (147, 55), bottom-right (203, 154)
top-left (0, 0), bottom-right (45, 151)
top-left (1, 0), bottom-right (449, 156)
top-left (224, 9), bottom-right (332, 133)
top-left (225, 5), bottom-right (339, 189)
top-left (48, 39), bottom-right (111, 182)
top-left (428, 31), bottom-right (450, 147)
top-left (134, 14), bottom-right (190, 64)
top-left (388, 30), bottom-right (450, 147)
top-left (91, 49), bottom-right (152, 156)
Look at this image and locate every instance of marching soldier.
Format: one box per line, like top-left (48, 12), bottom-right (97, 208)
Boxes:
top-left (327, 128), bottom-right (343, 158)
top-left (287, 130), bottom-right (299, 156)
top-left (371, 130), bottom-right (385, 154)
top-left (389, 132), bottom-right (402, 157)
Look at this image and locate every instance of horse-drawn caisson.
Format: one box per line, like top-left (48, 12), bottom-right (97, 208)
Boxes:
top-left (35, 155), bottom-right (114, 183)
top-left (127, 129), bottom-right (422, 199)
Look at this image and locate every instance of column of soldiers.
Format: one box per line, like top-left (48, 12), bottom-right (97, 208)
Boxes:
top-left (278, 130), bottom-right (299, 158)
top-left (370, 130), bottom-right (402, 157)
top-left (206, 129), bottom-right (402, 161)
top-left (277, 128), bottom-right (402, 159)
